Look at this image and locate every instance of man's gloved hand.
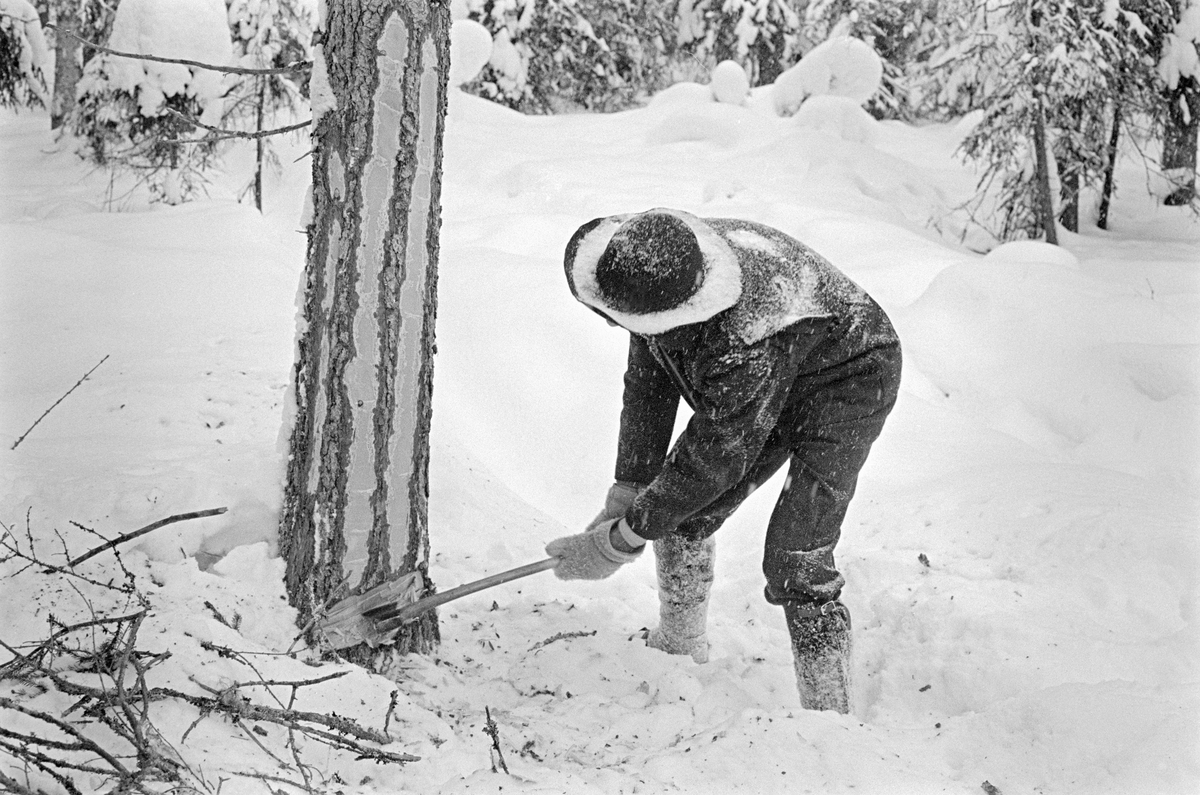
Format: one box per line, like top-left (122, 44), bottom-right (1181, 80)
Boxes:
top-left (585, 481), bottom-right (645, 532)
top-left (547, 518), bottom-right (645, 580)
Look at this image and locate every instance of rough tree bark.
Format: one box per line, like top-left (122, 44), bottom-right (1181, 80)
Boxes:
top-left (279, 0), bottom-right (449, 667)
top-left (50, 0), bottom-right (82, 129)
top-left (1098, 101), bottom-right (1121, 230)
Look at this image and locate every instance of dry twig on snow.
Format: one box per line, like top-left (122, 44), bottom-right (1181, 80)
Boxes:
top-left (528, 629), bottom-right (596, 652)
top-left (10, 356), bottom-right (109, 451)
top-left (67, 507), bottom-right (227, 567)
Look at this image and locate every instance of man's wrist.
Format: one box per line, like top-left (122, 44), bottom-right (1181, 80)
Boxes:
top-left (609, 518), bottom-right (647, 553)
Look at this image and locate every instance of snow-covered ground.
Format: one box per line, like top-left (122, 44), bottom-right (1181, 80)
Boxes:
top-left (2, 81), bottom-right (1198, 794)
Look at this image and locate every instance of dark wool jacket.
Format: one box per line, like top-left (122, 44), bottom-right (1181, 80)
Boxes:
top-left (607, 218), bottom-right (900, 541)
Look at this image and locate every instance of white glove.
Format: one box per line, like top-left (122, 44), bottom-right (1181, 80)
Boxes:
top-left (546, 518), bottom-right (644, 580)
top-left (585, 481), bottom-right (644, 531)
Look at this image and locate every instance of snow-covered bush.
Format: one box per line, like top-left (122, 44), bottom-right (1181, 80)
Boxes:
top-left (0, 0), bottom-right (49, 110)
top-left (772, 35), bottom-right (882, 115)
top-left (459, 0), bottom-right (677, 113)
top-left (801, 0), bottom-right (937, 117)
top-left (72, 0), bottom-right (233, 204)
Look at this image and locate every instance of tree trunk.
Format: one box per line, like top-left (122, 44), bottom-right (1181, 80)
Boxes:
top-left (1162, 76), bottom-right (1199, 206)
top-left (254, 77), bottom-right (264, 212)
top-left (279, 0), bottom-right (449, 666)
top-left (1055, 99), bottom-right (1082, 233)
top-left (1033, 95), bottom-right (1059, 244)
top-left (1098, 102), bottom-right (1121, 230)
top-left (50, 0), bottom-right (82, 130)
top-left (1058, 167), bottom-right (1079, 233)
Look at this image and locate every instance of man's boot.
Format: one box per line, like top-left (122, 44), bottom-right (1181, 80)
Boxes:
top-left (647, 534), bottom-right (715, 663)
top-left (783, 600), bottom-right (852, 713)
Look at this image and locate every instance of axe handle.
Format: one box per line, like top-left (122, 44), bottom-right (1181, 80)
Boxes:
top-left (374, 557), bottom-right (559, 634)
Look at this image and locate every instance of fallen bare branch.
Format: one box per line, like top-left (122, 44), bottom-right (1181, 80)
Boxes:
top-left (0, 698), bottom-right (136, 781)
top-left (0, 768), bottom-right (52, 795)
top-left (2, 527), bottom-right (421, 794)
top-left (68, 508), bottom-right (228, 567)
top-left (11, 355), bottom-right (109, 450)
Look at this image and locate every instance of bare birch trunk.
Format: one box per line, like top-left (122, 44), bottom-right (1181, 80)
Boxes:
top-left (279, 0), bottom-right (449, 664)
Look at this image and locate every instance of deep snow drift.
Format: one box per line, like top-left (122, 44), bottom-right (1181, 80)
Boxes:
top-left (2, 79), bottom-right (1198, 794)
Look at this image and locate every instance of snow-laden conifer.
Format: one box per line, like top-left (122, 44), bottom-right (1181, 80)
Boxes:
top-left (71, 0), bottom-right (232, 203)
top-left (223, 0), bottom-right (310, 210)
top-left (0, 0), bottom-right (49, 110)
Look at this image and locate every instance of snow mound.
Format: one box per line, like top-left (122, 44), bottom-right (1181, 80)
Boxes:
top-left (985, 240), bottom-right (1079, 268)
top-left (773, 36), bottom-right (883, 116)
top-left (648, 80), bottom-right (715, 108)
top-left (896, 254), bottom-right (1200, 492)
top-left (449, 19), bottom-right (492, 87)
top-left (646, 103), bottom-right (748, 148)
top-left (711, 60), bottom-right (750, 105)
top-left (792, 94), bottom-right (879, 144)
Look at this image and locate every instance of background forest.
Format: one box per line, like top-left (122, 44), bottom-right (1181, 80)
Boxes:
top-left (2, 0), bottom-right (1199, 240)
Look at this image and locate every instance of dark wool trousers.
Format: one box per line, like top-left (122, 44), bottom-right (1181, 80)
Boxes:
top-left (671, 344), bottom-right (902, 606)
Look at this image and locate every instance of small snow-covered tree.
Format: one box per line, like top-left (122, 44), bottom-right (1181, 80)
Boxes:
top-left (0, 0), bottom-right (50, 110)
top-left (224, 0), bottom-right (311, 210)
top-left (71, 0), bottom-right (232, 204)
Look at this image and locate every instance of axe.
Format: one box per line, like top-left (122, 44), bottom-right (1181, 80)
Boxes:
top-left (316, 557), bottom-right (559, 650)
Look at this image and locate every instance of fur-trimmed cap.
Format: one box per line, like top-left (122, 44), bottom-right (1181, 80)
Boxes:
top-left (564, 209), bottom-right (742, 335)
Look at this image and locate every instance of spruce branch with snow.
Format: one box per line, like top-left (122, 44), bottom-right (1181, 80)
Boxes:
top-left (0, 0), bottom-right (50, 110)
